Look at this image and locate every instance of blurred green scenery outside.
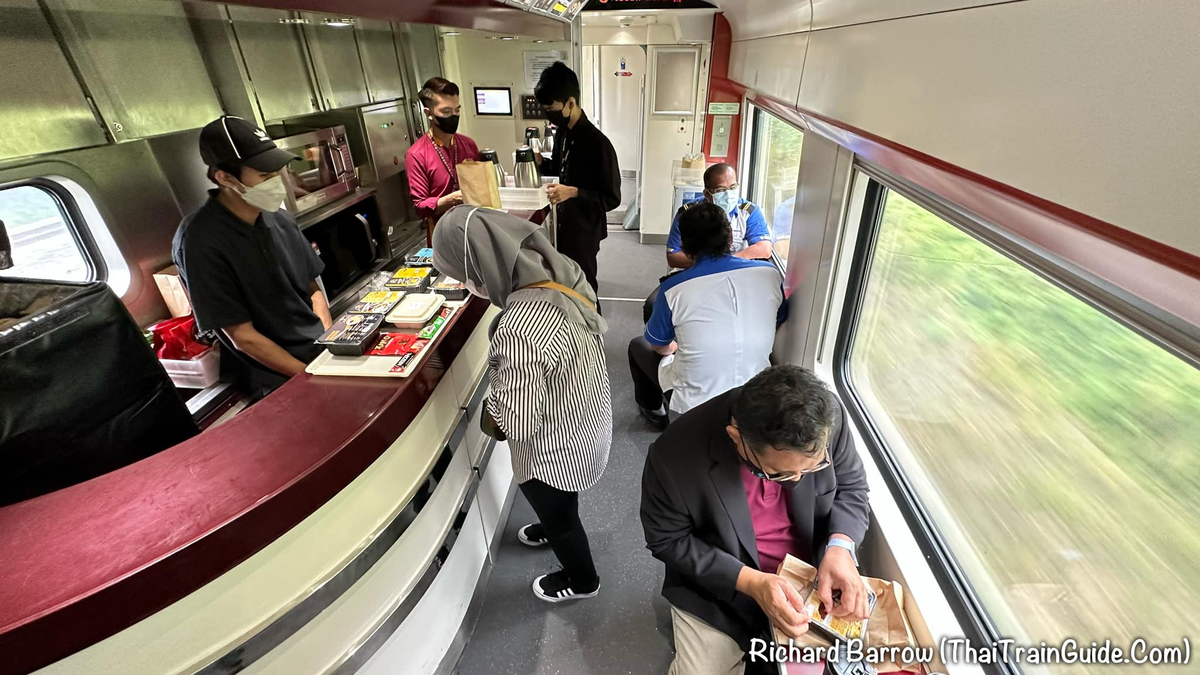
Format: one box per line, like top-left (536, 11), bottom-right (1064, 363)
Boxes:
top-left (851, 191), bottom-right (1199, 673)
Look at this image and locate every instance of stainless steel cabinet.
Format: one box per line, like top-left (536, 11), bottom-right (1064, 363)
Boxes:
top-left (45, 0), bottom-right (222, 140)
top-left (356, 18), bottom-right (406, 103)
top-left (225, 5), bottom-right (321, 122)
top-left (0, 0), bottom-right (105, 160)
top-left (302, 13), bottom-right (370, 110)
top-left (398, 23), bottom-right (443, 94)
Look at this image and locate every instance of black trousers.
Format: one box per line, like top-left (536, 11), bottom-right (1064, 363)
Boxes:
top-left (519, 477), bottom-right (599, 587)
top-left (628, 336), bottom-right (668, 412)
top-left (557, 226), bottom-right (601, 315)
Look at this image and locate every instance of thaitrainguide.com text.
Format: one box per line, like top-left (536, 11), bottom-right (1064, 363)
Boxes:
top-left (749, 637), bottom-right (1191, 666)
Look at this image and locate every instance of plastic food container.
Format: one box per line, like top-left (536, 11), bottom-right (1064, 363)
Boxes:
top-left (161, 345), bottom-right (221, 389)
top-left (384, 266), bottom-right (432, 292)
top-left (315, 313), bottom-right (384, 356)
top-left (405, 247), bottom-right (434, 267)
top-left (386, 293), bottom-right (445, 328)
top-left (431, 275), bottom-right (469, 301)
top-left (348, 290), bottom-right (405, 315)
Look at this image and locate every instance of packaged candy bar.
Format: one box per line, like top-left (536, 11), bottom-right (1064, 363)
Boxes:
top-left (418, 307), bottom-right (454, 339)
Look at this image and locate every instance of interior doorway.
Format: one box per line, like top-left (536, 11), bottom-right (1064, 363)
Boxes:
top-left (583, 44), bottom-right (645, 226)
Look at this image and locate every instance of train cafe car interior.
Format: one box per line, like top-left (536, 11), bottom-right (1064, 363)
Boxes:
top-left (0, 0), bottom-right (1197, 674)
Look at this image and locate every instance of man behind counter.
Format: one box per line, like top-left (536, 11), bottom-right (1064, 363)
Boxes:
top-left (173, 115), bottom-right (333, 401)
top-left (405, 77), bottom-right (481, 225)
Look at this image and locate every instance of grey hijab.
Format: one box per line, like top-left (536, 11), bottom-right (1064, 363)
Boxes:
top-left (432, 206), bottom-right (607, 336)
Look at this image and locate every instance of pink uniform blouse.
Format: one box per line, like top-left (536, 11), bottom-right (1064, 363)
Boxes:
top-left (404, 133), bottom-right (481, 220)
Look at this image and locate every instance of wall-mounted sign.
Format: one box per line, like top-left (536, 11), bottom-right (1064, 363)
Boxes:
top-left (525, 50), bottom-right (567, 90)
top-left (707, 101), bottom-right (740, 115)
top-left (614, 56), bottom-right (634, 77)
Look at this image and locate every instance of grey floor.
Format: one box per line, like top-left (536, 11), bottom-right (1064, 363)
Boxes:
top-left (455, 228), bottom-right (676, 674)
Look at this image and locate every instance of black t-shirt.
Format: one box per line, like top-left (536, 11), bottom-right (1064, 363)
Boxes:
top-left (172, 191), bottom-right (325, 398)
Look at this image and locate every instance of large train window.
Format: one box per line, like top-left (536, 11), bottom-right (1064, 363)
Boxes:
top-left (747, 108), bottom-right (802, 266)
top-left (840, 180), bottom-right (1200, 666)
top-left (0, 182), bottom-right (98, 283)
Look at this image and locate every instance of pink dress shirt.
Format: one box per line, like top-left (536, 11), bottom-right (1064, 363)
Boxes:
top-left (404, 133), bottom-right (481, 220)
top-left (740, 464), bottom-right (803, 575)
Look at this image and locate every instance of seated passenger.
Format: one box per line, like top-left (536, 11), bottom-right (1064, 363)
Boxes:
top-left (629, 202), bottom-right (785, 429)
top-left (644, 163), bottom-right (772, 323)
top-left (432, 205), bottom-right (612, 603)
top-left (640, 366), bottom-right (871, 675)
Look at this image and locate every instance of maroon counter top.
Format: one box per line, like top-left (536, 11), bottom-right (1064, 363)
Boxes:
top-left (0, 298), bottom-right (487, 675)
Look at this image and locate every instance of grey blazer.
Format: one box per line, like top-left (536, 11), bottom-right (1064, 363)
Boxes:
top-left (640, 387), bottom-right (870, 650)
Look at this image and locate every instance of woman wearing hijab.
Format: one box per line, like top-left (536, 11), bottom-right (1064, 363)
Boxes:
top-left (433, 205), bottom-right (612, 602)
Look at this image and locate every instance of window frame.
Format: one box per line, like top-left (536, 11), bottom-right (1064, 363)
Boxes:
top-left (831, 171), bottom-right (1040, 674)
top-left (0, 177), bottom-right (107, 283)
top-left (743, 105), bottom-right (804, 272)
top-left (833, 162), bottom-right (1200, 672)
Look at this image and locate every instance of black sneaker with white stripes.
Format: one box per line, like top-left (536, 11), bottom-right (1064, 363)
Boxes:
top-left (517, 523), bottom-right (549, 547)
top-left (532, 571), bottom-right (600, 603)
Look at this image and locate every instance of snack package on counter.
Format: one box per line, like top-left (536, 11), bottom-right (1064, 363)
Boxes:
top-left (405, 247), bottom-right (434, 267)
top-left (418, 306), bottom-right (454, 339)
top-left (367, 332), bottom-right (429, 357)
top-left (431, 274), bottom-right (469, 301)
top-left (366, 270), bottom-right (394, 292)
top-left (315, 313), bottom-right (384, 356)
top-left (348, 291), bottom-right (405, 315)
top-left (384, 266), bottom-right (432, 292)
top-left (386, 293), bottom-right (445, 327)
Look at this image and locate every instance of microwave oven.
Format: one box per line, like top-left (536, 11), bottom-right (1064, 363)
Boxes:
top-left (273, 126), bottom-right (359, 216)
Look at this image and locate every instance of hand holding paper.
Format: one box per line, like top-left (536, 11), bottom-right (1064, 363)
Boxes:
top-left (737, 567), bottom-right (810, 639)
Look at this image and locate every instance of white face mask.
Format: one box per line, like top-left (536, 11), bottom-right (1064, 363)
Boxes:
top-left (233, 175), bottom-right (286, 212)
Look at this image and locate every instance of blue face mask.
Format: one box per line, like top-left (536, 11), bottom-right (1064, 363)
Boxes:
top-left (711, 189), bottom-right (739, 213)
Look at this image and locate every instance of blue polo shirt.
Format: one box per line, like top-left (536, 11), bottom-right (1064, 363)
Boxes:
top-left (666, 198), bottom-right (770, 256)
top-left (645, 255), bottom-right (787, 413)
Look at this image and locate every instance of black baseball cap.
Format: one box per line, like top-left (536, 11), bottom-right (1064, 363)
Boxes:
top-left (199, 115), bottom-right (298, 172)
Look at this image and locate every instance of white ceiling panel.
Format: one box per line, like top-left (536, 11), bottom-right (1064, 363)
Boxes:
top-left (729, 32), bottom-right (808, 104)
top-left (716, 0), bottom-right (811, 40)
top-left (809, 0), bottom-right (1016, 31)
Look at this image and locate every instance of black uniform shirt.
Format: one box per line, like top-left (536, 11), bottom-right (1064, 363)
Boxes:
top-left (172, 191), bottom-right (325, 397)
top-left (545, 111), bottom-right (621, 243)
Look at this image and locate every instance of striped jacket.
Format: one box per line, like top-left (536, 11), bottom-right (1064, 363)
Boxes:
top-left (487, 298), bottom-right (612, 492)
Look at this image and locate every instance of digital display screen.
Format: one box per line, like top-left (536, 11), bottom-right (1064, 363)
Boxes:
top-left (474, 87), bottom-right (513, 116)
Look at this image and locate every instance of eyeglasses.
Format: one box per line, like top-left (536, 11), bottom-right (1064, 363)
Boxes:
top-left (708, 183), bottom-right (739, 194)
top-left (735, 428), bottom-right (830, 483)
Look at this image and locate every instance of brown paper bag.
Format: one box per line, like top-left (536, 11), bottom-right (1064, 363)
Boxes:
top-left (458, 160), bottom-right (502, 209)
top-left (153, 265), bottom-right (192, 318)
top-left (773, 555), bottom-right (925, 672)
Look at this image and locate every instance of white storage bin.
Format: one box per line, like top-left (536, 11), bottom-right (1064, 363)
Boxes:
top-left (498, 187), bottom-right (550, 211)
top-left (161, 345), bottom-right (220, 389)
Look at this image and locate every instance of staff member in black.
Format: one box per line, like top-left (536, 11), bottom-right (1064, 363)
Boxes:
top-left (173, 116), bottom-right (333, 400)
top-left (535, 61), bottom-right (621, 306)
